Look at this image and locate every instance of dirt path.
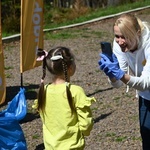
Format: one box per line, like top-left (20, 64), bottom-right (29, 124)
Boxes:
top-left (1, 8), bottom-right (150, 150)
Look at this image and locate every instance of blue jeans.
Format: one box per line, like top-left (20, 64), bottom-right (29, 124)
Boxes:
top-left (139, 96), bottom-right (150, 150)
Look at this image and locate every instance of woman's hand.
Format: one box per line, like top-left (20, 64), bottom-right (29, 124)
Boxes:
top-left (98, 53), bottom-right (125, 80)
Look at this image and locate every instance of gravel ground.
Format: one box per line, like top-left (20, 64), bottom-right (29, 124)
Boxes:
top-left (1, 8), bottom-right (150, 150)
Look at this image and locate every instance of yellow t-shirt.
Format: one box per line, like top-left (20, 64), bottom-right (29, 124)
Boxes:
top-left (34, 83), bottom-right (96, 150)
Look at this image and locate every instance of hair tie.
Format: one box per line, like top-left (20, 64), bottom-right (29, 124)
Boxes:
top-left (36, 50), bottom-right (48, 61)
top-left (51, 55), bottom-right (63, 61)
top-left (65, 82), bottom-right (69, 87)
top-left (41, 79), bottom-right (44, 83)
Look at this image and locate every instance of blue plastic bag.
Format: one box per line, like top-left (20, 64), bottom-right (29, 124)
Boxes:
top-left (0, 88), bottom-right (27, 150)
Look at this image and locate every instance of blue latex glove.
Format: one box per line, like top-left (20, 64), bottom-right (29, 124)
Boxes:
top-left (98, 53), bottom-right (125, 80)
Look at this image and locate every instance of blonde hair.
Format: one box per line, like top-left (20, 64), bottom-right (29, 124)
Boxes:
top-left (114, 13), bottom-right (144, 50)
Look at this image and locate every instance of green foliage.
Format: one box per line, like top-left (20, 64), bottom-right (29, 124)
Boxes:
top-left (1, 0), bottom-right (149, 36)
top-left (2, 0), bottom-right (20, 34)
top-left (44, 0), bottom-right (150, 29)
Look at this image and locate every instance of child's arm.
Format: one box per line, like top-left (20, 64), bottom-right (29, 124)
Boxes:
top-left (75, 85), bottom-right (96, 136)
top-left (76, 100), bottom-right (95, 136)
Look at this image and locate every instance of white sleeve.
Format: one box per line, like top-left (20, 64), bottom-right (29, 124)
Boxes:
top-left (108, 78), bottom-right (123, 88)
top-left (127, 76), bottom-right (150, 91)
top-left (127, 47), bottom-right (150, 91)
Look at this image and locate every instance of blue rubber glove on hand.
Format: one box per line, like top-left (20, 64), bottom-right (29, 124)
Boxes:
top-left (98, 53), bottom-right (125, 80)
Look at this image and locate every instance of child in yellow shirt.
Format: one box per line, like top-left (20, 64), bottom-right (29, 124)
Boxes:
top-left (33, 46), bottom-right (96, 150)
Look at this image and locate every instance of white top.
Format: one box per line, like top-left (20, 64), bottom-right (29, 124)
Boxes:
top-left (111, 22), bottom-right (150, 100)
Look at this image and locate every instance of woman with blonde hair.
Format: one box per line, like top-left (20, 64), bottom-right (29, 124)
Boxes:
top-left (98, 13), bottom-right (150, 150)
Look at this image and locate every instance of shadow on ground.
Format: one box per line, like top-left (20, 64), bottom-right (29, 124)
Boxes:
top-left (94, 111), bottom-right (114, 123)
top-left (35, 143), bottom-right (45, 150)
top-left (0, 84), bottom-right (39, 107)
top-left (87, 87), bottom-right (113, 97)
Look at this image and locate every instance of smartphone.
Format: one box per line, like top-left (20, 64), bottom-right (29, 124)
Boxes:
top-left (100, 42), bottom-right (113, 61)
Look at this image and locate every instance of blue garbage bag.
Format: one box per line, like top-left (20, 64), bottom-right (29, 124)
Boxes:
top-left (0, 88), bottom-right (27, 150)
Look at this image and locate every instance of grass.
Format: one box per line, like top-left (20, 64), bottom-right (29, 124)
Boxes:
top-left (44, 26), bottom-right (111, 40)
top-left (5, 73), bottom-right (12, 78)
top-left (115, 136), bottom-right (128, 142)
top-left (106, 132), bottom-right (116, 137)
top-left (2, 0), bottom-right (149, 37)
top-left (44, 0), bottom-right (150, 29)
top-left (45, 30), bottom-right (76, 40)
top-left (4, 66), bottom-right (14, 70)
top-left (32, 134), bottom-right (40, 139)
top-left (2, 32), bottom-right (12, 37)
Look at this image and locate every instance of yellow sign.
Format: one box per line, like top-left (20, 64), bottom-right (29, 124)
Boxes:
top-left (0, 1), bottom-right (6, 104)
top-left (20, 0), bottom-right (44, 72)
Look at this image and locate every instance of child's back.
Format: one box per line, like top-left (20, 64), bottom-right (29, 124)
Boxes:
top-left (33, 47), bottom-right (96, 150)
